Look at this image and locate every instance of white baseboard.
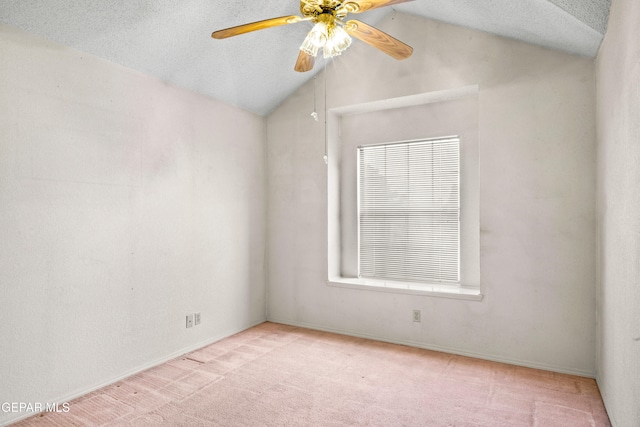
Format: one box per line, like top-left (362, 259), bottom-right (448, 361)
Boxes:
top-left (1, 319), bottom-right (266, 427)
top-left (267, 317), bottom-right (596, 379)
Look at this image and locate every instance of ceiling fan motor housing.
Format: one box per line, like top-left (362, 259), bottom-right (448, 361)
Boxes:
top-left (301, 0), bottom-right (357, 19)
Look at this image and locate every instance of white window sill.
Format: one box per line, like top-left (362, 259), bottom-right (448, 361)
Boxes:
top-left (327, 277), bottom-right (483, 301)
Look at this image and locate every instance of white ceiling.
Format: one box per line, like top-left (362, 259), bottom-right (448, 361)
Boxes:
top-left (0, 0), bottom-right (610, 116)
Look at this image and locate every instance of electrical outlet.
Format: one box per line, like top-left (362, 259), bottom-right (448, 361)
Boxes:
top-left (194, 312), bottom-right (201, 326)
top-left (413, 309), bottom-right (421, 323)
top-left (186, 314), bottom-right (194, 328)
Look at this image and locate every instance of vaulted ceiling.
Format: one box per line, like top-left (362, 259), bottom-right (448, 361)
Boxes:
top-left (0, 0), bottom-right (611, 115)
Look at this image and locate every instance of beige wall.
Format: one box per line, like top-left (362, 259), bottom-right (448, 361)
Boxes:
top-left (267, 12), bottom-right (596, 375)
top-left (596, 0), bottom-right (640, 425)
top-left (0, 24), bottom-right (266, 425)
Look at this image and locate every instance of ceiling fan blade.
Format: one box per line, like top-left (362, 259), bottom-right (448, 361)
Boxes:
top-left (294, 50), bottom-right (315, 72)
top-left (344, 0), bottom-right (415, 13)
top-left (212, 15), bottom-right (303, 39)
top-left (344, 20), bottom-right (413, 60)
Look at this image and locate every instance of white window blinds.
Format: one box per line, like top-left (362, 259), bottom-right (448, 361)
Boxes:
top-left (358, 137), bottom-right (460, 283)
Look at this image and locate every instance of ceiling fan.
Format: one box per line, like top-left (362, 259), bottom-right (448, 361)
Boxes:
top-left (211, 0), bottom-right (414, 72)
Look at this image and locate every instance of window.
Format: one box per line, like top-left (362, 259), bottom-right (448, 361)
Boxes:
top-left (358, 137), bottom-right (460, 284)
top-left (326, 87), bottom-right (480, 299)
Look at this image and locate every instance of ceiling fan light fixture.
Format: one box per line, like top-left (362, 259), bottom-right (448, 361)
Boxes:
top-left (323, 25), bottom-right (351, 58)
top-left (300, 15), bottom-right (352, 59)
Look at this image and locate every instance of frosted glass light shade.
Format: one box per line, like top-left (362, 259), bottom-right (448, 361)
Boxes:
top-left (323, 25), bottom-right (351, 58)
top-left (300, 22), bottom-right (328, 57)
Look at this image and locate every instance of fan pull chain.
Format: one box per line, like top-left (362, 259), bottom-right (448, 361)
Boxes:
top-left (311, 75), bottom-right (319, 121)
top-left (323, 67), bottom-right (328, 164)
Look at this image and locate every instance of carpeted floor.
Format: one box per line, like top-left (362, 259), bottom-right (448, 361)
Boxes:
top-left (15, 322), bottom-right (610, 426)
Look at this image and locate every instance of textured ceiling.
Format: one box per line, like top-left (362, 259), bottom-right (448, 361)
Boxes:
top-left (0, 0), bottom-right (611, 115)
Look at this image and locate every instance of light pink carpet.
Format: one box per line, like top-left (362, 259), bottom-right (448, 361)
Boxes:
top-left (15, 322), bottom-right (610, 426)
